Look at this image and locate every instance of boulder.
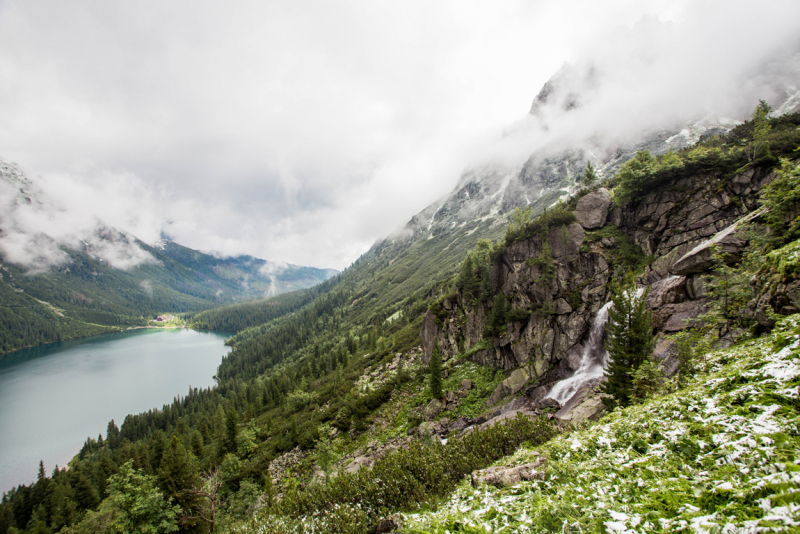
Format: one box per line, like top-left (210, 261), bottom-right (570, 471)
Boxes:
top-left (471, 457), bottom-right (546, 487)
top-left (536, 397), bottom-right (561, 410)
top-left (645, 275), bottom-right (687, 309)
top-left (487, 367), bottom-right (531, 406)
top-left (553, 379), bottom-right (606, 425)
top-left (424, 398), bottom-right (446, 420)
top-left (344, 456), bottom-right (373, 473)
top-left (574, 188), bottom-right (611, 230)
top-left (563, 344), bottom-right (584, 372)
top-left (479, 408), bottom-right (538, 430)
top-left (376, 514), bottom-right (404, 533)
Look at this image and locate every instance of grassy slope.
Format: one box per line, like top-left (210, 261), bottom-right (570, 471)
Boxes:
top-left (403, 316), bottom-right (800, 533)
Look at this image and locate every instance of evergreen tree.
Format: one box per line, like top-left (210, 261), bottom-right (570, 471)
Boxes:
top-left (630, 354), bottom-right (665, 402)
top-left (159, 436), bottom-right (203, 533)
top-left (583, 161), bottom-right (598, 185)
top-left (224, 410), bottom-right (239, 455)
top-left (429, 340), bottom-right (443, 399)
top-left (106, 420), bottom-right (121, 450)
top-left (63, 461), bottom-right (179, 534)
top-left (72, 470), bottom-right (99, 512)
top-left (748, 99), bottom-right (772, 163)
top-left (150, 430), bottom-right (167, 474)
top-left (484, 293), bottom-right (508, 338)
top-left (600, 273), bottom-right (654, 409)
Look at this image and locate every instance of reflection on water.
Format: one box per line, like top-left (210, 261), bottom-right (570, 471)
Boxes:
top-left (0, 328), bottom-right (230, 492)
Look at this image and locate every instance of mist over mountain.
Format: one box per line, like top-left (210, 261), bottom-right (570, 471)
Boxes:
top-left (2, 2), bottom-right (800, 270)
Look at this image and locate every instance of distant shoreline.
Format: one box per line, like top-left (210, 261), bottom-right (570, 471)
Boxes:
top-left (0, 322), bottom-right (193, 361)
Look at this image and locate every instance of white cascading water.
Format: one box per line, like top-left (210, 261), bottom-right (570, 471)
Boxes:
top-left (545, 300), bottom-right (613, 405)
top-left (545, 287), bottom-right (645, 406)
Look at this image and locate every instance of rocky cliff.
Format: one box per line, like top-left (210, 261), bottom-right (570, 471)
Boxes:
top-left (420, 163), bottom-right (780, 417)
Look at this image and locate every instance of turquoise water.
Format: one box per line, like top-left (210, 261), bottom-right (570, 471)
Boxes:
top-left (0, 328), bottom-right (230, 492)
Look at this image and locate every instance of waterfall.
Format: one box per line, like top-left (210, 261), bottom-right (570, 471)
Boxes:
top-left (545, 287), bottom-right (645, 406)
top-left (545, 300), bottom-right (613, 405)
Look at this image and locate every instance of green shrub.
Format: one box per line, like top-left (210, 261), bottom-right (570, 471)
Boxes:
top-left (249, 414), bottom-right (556, 533)
top-left (506, 308), bottom-right (531, 323)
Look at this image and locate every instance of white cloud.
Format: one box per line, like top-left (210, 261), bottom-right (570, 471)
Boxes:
top-left (0, 1), bottom-right (798, 270)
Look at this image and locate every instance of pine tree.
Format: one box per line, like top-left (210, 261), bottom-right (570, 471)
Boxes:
top-left (601, 272), bottom-right (654, 409)
top-left (748, 99), bottom-right (772, 163)
top-left (429, 340), bottom-right (443, 399)
top-left (159, 436), bottom-right (203, 533)
top-left (484, 293), bottom-right (508, 338)
top-left (583, 161), bottom-right (598, 185)
top-left (224, 410), bottom-right (239, 455)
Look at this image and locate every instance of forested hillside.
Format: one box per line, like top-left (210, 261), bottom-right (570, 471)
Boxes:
top-left (0, 230), bottom-right (335, 357)
top-left (1, 104), bottom-right (799, 534)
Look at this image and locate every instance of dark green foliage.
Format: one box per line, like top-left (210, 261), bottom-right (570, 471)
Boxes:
top-left (630, 355), bottom-right (665, 402)
top-left (429, 341), bottom-right (443, 399)
top-left (583, 161), bottom-right (598, 185)
top-left (158, 437), bottom-right (203, 533)
top-left (455, 239), bottom-right (493, 305)
top-left (256, 414), bottom-right (555, 531)
top-left (504, 206), bottom-right (576, 246)
top-left (506, 308), bottom-right (531, 324)
top-left (760, 157), bottom-right (800, 248)
top-left (704, 244), bottom-right (756, 331)
top-left (224, 411), bottom-right (239, 455)
top-left (529, 239), bottom-right (557, 283)
top-left (483, 293), bottom-right (508, 338)
top-left (612, 108), bottom-right (800, 207)
top-left (601, 273), bottom-right (655, 409)
top-left (747, 99), bottom-right (773, 163)
top-left (62, 461), bottom-right (180, 534)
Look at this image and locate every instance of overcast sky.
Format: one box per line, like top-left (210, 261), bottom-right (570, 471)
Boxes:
top-left (1, 1), bottom-right (799, 270)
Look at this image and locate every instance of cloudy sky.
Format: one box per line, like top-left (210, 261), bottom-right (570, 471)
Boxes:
top-left (1, 1), bottom-right (799, 270)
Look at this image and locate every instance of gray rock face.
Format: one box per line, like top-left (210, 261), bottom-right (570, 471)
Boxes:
top-left (574, 188), bottom-right (611, 230)
top-left (421, 162), bottom-right (772, 410)
top-left (419, 310), bottom-right (437, 365)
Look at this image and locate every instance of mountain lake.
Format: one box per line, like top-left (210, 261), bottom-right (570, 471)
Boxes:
top-left (0, 328), bottom-right (230, 492)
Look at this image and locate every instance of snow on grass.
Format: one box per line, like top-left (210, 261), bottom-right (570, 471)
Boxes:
top-left (403, 315), bottom-right (800, 533)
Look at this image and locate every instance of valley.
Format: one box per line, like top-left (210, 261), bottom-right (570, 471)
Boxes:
top-left (1, 11), bottom-right (800, 530)
top-left (2, 90), bottom-right (799, 533)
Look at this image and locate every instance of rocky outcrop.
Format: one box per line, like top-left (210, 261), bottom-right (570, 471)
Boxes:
top-left (421, 165), bottom-right (774, 416)
top-left (574, 188), bottom-right (611, 229)
top-left (268, 448), bottom-right (307, 485)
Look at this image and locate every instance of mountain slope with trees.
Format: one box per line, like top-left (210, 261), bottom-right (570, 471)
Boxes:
top-left (1, 90), bottom-right (800, 534)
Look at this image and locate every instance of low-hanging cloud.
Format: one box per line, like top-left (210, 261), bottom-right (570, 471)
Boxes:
top-left (0, 159), bottom-right (159, 272)
top-left (0, 1), bottom-right (799, 270)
